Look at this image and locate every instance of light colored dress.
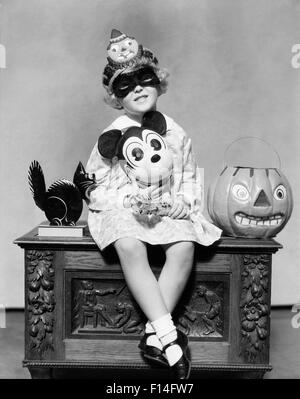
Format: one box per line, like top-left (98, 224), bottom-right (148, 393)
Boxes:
top-left (86, 113), bottom-right (222, 250)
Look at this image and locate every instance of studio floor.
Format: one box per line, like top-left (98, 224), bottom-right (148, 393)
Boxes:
top-left (0, 308), bottom-right (299, 379)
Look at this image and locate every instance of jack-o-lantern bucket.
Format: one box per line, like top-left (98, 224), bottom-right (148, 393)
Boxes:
top-left (207, 138), bottom-right (293, 238)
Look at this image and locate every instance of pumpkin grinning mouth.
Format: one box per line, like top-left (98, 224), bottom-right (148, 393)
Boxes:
top-left (234, 212), bottom-right (283, 226)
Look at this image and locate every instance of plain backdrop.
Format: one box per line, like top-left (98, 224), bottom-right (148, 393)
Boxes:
top-left (0, 0), bottom-right (299, 307)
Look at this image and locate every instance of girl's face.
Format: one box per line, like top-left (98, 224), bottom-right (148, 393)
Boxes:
top-left (119, 85), bottom-right (159, 118)
top-left (112, 68), bottom-right (160, 119)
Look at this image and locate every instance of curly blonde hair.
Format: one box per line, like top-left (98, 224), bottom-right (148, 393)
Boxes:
top-left (103, 66), bottom-right (169, 110)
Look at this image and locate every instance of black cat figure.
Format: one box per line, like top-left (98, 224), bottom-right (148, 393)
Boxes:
top-left (28, 160), bottom-right (83, 226)
top-left (73, 162), bottom-right (97, 202)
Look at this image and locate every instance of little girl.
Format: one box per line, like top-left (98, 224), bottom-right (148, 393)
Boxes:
top-left (86, 29), bottom-right (222, 379)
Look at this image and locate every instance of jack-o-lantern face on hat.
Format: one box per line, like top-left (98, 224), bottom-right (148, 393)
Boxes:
top-left (108, 37), bottom-right (139, 64)
top-left (208, 166), bottom-right (293, 238)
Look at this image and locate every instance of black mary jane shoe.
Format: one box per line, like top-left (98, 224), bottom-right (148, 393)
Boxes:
top-left (164, 340), bottom-right (191, 380)
top-left (138, 332), bottom-right (169, 367)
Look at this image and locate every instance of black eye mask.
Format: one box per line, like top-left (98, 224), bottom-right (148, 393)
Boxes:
top-left (112, 67), bottom-right (160, 99)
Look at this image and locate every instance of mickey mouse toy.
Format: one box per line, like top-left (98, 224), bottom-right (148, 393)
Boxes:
top-left (76, 111), bottom-right (176, 221)
top-left (99, 110), bottom-right (175, 219)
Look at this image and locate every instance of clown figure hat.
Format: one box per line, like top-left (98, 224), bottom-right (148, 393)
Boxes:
top-left (103, 29), bottom-right (159, 94)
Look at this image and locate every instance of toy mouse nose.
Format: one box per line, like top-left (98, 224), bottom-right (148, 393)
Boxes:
top-left (151, 154), bottom-right (161, 163)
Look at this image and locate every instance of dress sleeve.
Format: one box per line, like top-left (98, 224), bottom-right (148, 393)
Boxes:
top-left (168, 117), bottom-right (222, 244)
top-left (178, 134), bottom-right (204, 213)
top-left (85, 125), bottom-right (131, 211)
top-left (85, 141), bottom-right (112, 184)
top-left (168, 119), bottom-right (204, 213)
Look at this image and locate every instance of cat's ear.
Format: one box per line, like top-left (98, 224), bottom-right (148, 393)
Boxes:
top-left (142, 111), bottom-right (167, 135)
top-left (97, 129), bottom-right (122, 159)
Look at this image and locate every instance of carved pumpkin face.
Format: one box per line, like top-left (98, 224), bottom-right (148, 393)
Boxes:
top-left (207, 166), bottom-right (293, 238)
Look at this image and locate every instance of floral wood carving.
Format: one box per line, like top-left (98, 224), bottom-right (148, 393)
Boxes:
top-left (27, 250), bottom-right (55, 355)
top-left (240, 254), bottom-right (270, 363)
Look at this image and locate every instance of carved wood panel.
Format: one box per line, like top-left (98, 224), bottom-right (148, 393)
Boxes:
top-left (175, 282), bottom-right (225, 338)
top-left (71, 278), bottom-right (145, 335)
top-left (26, 250), bottom-right (55, 356)
top-left (240, 254), bottom-right (271, 363)
top-left (65, 272), bottom-right (229, 340)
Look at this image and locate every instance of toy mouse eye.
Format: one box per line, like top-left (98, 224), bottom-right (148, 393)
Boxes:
top-left (144, 132), bottom-right (166, 150)
top-left (273, 184), bottom-right (286, 200)
top-left (132, 147), bottom-right (144, 161)
top-left (232, 184), bottom-right (250, 201)
top-left (150, 139), bottom-right (162, 151)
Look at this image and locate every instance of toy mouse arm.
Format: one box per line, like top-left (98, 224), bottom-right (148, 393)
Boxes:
top-left (123, 165), bottom-right (140, 195)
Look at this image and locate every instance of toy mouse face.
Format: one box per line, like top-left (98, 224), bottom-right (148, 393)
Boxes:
top-left (121, 127), bottom-right (173, 185)
top-left (98, 111), bottom-right (173, 186)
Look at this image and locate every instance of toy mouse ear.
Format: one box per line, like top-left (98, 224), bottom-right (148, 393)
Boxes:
top-left (142, 111), bottom-right (167, 135)
top-left (98, 129), bottom-right (122, 159)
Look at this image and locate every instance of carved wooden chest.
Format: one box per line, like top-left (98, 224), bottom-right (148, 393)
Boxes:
top-left (14, 225), bottom-right (282, 379)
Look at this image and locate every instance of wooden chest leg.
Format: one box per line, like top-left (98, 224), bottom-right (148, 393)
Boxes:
top-left (28, 367), bottom-right (53, 379)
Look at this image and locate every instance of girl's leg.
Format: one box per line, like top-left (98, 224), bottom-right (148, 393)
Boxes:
top-left (114, 237), bottom-right (168, 322)
top-left (115, 237), bottom-right (186, 373)
top-left (144, 241), bottom-right (194, 341)
top-left (158, 241), bottom-right (195, 313)
top-left (143, 240), bottom-right (194, 378)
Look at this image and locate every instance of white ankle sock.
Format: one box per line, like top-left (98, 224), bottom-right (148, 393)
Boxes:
top-left (145, 321), bottom-right (163, 350)
top-left (151, 314), bottom-right (182, 366)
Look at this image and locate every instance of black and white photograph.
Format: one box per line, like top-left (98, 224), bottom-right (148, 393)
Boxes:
top-left (0, 0), bottom-right (299, 384)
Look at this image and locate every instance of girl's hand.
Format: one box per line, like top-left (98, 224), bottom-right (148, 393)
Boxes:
top-left (143, 184), bottom-right (163, 201)
top-left (168, 199), bottom-right (190, 219)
